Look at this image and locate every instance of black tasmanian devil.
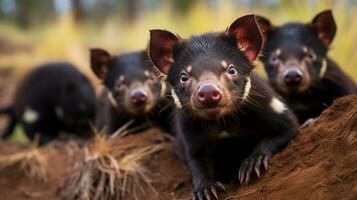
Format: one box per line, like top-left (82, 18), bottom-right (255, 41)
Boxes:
top-left (149, 15), bottom-right (299, 200)
top-left (258, 10), bottom-right (357, 124)
top-left (90, 49), bottom-right (173, 135)
top-left (0, 62), bottom-right (96, 145)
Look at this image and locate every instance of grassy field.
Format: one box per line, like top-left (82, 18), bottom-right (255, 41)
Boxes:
top-left (0, 0), bottom-right (356, 142)
top-left (0, 0), bottom-right (356, 78)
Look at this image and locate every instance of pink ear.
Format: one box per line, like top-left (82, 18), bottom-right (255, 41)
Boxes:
top-left (227, 15), bottom-right (264, 62)
top-left (149, 29), bottom-right (181, 74)
top-left (311, 10), bottom-right (336, 46)
top-left (90, 48), bottom-right (111, 80)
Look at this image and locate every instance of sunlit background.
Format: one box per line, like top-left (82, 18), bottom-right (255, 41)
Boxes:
top-left (0, 0), bottom-right (357, 141)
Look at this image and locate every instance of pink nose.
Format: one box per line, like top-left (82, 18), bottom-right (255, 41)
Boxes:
top-left (197, 83), bottom-right (221, 107)
top-left (283, 68), bottom-right (303, 86)
top-left (130, 88), bottom-right (147, 105)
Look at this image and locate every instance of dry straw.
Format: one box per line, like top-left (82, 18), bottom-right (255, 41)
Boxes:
top-left (0, 135), bottom-right (48, 182)
top-left (59, 121), bottom-right (161, 200)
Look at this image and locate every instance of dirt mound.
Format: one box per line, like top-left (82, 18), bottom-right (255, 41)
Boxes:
top-left (234, 95), bottom-right (357, 200)
top-left (0, 95), bottom-right (356, 200)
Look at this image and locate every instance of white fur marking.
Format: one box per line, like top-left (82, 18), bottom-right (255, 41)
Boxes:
top-left (160, 81), bottom-right (167, 98)
top-left (276, 48), bottom-right (281, 55)
top-left (23, 107), bottom-right (39, 124)
top-left (171, 88), bottom-right (182, 108)
top-left (220, 60), bottom-right (228, 68)
top-left (243, 77), bottom-right (251, 100)
top-left (270, 97), bottom-right (287, 114)
top-left (119, 75), bottom-right (124, 82)
top-left (55, 106), bottom-right (64, 119)
top-left (302, 46), bottom-right (308, 53)
top-left (186, 65), bottom-right (192, 73)
top-left (144, 70), bottom-right (150, 77)
top-left (319, 59), bottom-right (327, 79)
top-left (108, 92), bottom-right (118, 108)
top-left (219, 131), bottom-right (231, 139)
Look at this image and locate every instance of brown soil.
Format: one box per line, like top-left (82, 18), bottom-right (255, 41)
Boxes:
top-left (0, 95), bottom-right (356, 200)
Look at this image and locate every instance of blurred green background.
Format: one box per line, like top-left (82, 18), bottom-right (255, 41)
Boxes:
top-left (0, 0), bottom-right (356, 142)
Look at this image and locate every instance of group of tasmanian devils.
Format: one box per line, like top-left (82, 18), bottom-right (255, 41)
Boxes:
top-left (0, 8), bottom-right (356, 200)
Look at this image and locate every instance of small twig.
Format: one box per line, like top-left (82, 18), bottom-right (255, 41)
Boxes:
top-left (334, 176), bottom-right (343, 183)
top-left (339, 110), bottom-right (357, 134)
top-left (110, 119), bottom-right (135, 138)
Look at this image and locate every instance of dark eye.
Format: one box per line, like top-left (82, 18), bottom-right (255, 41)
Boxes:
top-left (227, 65), bottom-right (237, 75)
top-left (180, 73), bottom-right (189, 83)
top-left (270, 55), bottom-right (279, 64)
top-left (307, 51), bottom-right (316, 60)
top-left (149, 74), bottom-right (157, 81)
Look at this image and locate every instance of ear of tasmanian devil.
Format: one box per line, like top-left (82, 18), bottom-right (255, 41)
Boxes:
top-left (90, 48), bottom-right (111, 80)
top-left (311, 9), bottom-right (336, 46)
top-left (148, 29), bottom-right (181, 74)
top-left (227, 14), bottom-right (264, 62)
top-left (255, 15), bottom-right (272, 36)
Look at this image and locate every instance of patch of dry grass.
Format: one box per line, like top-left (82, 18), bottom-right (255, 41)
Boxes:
top-left (59, 129), bottom-right (161, 200)
top-left (0, 138), bottom-right (48, 182)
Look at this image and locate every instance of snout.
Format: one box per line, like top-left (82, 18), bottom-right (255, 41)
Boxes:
top-left (130, 88), bottom-right (148, 106)
top-left (197, 83), bottom-right (221, 107)
top-left (283, 68), bottom-right (303, 86)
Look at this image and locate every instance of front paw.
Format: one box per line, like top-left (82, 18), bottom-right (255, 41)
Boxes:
top-left (192, 181), bottom-right (226, 200)
top-left (238, 155), bottom-right (269, 185)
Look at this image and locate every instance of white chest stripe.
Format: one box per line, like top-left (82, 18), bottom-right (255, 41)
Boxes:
top-left (243, 77), bottom-right (251, 100)
top-left (171, 88), bottom-right (182, 109)
top-left (23, 107), bottom-right (39, 124)
top-left (319, 59), bottom-right (327, 79)
top-left (270, 97), bottom-right (287, 114)
top-left (160, 81), bottom-right (167, 98)
top-left (108, 91), bottom-right (118, 108)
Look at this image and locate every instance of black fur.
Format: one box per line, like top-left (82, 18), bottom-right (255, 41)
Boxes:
top-left (0, 62), bottom-right (96, 145)
top-left (259, 10), bottom-right (357, 123)
top-left (91, 49), bottom-right (173, 135)
top-left (149, 15), bottom-right (299, 200)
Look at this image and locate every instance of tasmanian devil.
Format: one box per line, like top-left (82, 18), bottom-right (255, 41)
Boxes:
top-left (258, 10), bottom-right (357, 124)
top-left (90, 49), bottom-right (173, 135)
top-left (0, 62), bottom-right (96, 145)
top-left (148, 15), bottom-right (299, 200)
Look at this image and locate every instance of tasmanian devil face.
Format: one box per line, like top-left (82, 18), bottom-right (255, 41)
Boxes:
top-left (149, 15), bottom-right (264, 120)
top-left (91, 49), bottom-right (161, 115)
top-left (259, 10), bottom-right (336, 95)
top-left (57, 78), bottom-right (96, 124)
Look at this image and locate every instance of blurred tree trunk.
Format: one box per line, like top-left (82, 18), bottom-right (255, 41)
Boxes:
top-left (72, 0), bottom-right (84, 22)
top-left (125, 0), bottom-right (141, 23)
top-left (14, 0), bottom-right (55, 29)
top-left (172, 0), bottom-right (199, 15)
top-left (14, 0), bottom-right (32, 29)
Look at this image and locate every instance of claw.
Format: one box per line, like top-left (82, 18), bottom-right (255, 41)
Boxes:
top-left (245, 158), bottom-right (254, 185)
top-left (216, 181), bottom-right (226, 192)
top-left (254, 166), bottom-right (261, 178)
top-left (198, 192), bottom-right (204, 200)
top-left (239, 172), bottom-right (243, 185)
top-left (204, 189), bottom-right (211, 200)
top-left (254, 156), bottom-right (262, 178)
top-left (211, 186), bottom-right (218, 199)
top-left (244, 168), bottom-right (252, 185)
top-left (263, 156), bottom-right (269, 170)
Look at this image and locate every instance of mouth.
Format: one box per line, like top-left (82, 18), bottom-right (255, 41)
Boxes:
top-left (127, 103), bottom-right (154, 115)
top-left (281, 83), bottom-right (310, 94)
top-left (195, 106), bottom-right (225, 120)
top-left (200, 106), bottom-right (222, 113)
